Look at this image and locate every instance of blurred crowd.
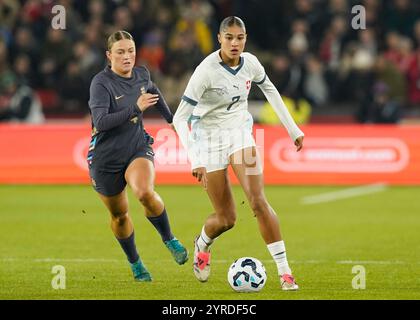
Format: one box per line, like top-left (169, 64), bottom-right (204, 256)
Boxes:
top-left (1, 0), bottom-right (420, 124)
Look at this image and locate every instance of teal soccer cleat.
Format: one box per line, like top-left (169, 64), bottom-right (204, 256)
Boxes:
top-left (130, 260), bottom-right (152, 282)
top-left (165, 237), bottom-right (189, 265)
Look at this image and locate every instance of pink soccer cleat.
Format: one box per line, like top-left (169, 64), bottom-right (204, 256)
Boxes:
top-left (281, 274), bottom-right (299, 291)
top-left (193, 236), bottom-right (211, 282)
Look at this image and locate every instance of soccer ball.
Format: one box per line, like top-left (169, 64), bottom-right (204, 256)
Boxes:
top-left (227, 257), bottom-right (267, 292)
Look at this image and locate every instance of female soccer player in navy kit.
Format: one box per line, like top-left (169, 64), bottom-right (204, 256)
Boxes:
top-left (173, 17), bottom-right (303, 290)
top-left (88, 31), bottom-right (188, 281)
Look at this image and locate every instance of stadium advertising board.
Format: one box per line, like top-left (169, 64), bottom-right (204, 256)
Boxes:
top-left (1, 124), bottom-right (419, 185)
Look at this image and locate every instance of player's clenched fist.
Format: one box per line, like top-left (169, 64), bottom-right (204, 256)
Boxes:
top-left (294, 136), bottom-right (304, 152)
top-left (192, 167), bottom-right (207, 189)
top-left (137, 93), bottom-right (159, 112)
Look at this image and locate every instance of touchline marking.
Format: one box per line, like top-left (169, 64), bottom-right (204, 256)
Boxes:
top-left (1, 258), bottom-right (418, 265)
top-left (336, 260), bottom-right (407, 265)
top-left (1, 258), bottom-right (121, 263)
top-left (301, 183), bottom-right (388, 205)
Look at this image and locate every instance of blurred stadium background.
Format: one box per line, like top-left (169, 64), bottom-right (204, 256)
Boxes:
top-left (1, 0), bottom-right (420, 123)
top-left (1, 0), bottom-right (420, 300)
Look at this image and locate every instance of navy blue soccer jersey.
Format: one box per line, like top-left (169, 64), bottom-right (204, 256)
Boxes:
top-left (87, 65), bottom-right (173, 171)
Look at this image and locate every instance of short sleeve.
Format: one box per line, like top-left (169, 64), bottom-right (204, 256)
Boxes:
top-left (250, 54), bottom-right (267, 85)
top-left (89, 77), bottom-right (111, 109)
top-left (182, 65), bottom-right (209, 106)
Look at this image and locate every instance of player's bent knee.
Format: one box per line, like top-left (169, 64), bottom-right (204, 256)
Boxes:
top-left (110, 211), bottom-right (129, 226)
top-left (249, 195), bottom-right (269, 216)
top-left (134, 188), bottom-right (155, 204)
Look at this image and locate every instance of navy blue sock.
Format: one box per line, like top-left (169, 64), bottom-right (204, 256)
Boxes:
top-left (116, 231), bottom-right (140, 264)
top-left (147, 208), bottom-right (174, 242)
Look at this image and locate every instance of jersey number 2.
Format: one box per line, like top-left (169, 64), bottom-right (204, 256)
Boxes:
top-left (227, 96), bottom-right (240, 111)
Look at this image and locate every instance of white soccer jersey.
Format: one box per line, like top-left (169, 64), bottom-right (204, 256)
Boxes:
top-left (181, 50), bottom-right (265, 129)
top-left (173, 50), bottom-right (304, 169)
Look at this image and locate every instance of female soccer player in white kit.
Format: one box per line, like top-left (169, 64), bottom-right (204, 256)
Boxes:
top-left (173, 16), bottom-right (304, 290)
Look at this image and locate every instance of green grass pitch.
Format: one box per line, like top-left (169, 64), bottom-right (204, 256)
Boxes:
top-left (0, 184), bottom-right (419, 300)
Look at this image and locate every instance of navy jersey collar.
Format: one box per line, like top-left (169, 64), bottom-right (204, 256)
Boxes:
top-left (105, 65), bottom-right (134, 81)
top-left (218, 51), bottom-right (244, 75)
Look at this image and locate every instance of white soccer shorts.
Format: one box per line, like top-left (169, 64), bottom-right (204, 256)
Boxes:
top-left (191, 120), bottom-right (257, 173)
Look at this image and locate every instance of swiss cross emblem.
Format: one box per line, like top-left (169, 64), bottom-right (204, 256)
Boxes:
top-left (246, 80), bottom-right (251, 90)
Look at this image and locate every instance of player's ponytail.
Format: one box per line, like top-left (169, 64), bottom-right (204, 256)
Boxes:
top-left (219, 16), bottom-right (246, 34)
top-left (107, 30), bottom-right (134, 50)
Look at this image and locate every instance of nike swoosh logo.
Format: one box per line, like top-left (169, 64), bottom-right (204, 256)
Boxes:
top-left (115, 95), bottom-right (124, 100)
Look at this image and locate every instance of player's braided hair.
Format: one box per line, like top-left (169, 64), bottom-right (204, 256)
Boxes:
top-left (107, 30), bottom-right (134, 50)
top-left (219, 16), bottom-right (246, 34)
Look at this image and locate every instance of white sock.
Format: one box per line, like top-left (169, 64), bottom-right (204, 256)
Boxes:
top-left (267, 240), bottom-right (292, 276)
top-left (197, 226), bottom-right (214, 252)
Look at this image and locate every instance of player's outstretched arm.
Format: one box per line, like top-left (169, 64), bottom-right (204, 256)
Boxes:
top-left (148, 83), bottom-right (174, 123)
top-left (257, 76), bottom-right (305, 146)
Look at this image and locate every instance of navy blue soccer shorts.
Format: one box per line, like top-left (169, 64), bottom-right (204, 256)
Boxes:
top-left (88, 146), bottom-right (155, 197)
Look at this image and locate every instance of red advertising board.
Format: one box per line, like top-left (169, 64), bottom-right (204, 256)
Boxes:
top-left (1, 123), bottom-right (419, 185)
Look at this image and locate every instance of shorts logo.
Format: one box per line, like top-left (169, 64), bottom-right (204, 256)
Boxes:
top-left (115, 95), bottom-right (124, 100)
top-left (146, 151), bottom-right (155, 157)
